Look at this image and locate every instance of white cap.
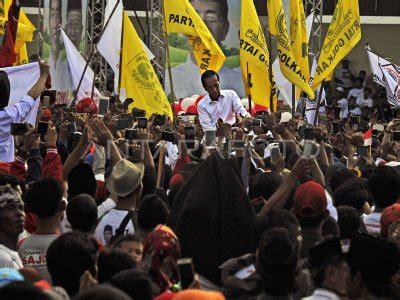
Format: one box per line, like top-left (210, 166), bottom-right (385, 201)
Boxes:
top-left (280, 112), bottom-right (292, 123)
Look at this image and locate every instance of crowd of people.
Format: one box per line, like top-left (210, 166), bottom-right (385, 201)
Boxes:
top-left (0, 58), bottom-right (399, 300)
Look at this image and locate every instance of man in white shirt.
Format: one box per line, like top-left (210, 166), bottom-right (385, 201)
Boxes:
top-left (95, 159), bottom-right (144, 246)
top-left (0, 185), bottom-right (25, 269)
top-left (336, 87), bottom-right (349, 119)
top-left (348, 97), bottom-right (361, 116)
top-left (356, 86), bottom-right (373, 108)
top-left (334, 58), bottom-right (355, 93)
top-left (347, 77), bottom-right (364, 100)
top-left (197, 70), bottom-right (251, 131)
top-left (0, 61), bottom-right (50, 162)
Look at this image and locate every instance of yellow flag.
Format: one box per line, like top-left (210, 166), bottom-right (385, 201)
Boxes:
top-left (164, 0), bottom-right (225, 73)
top-left (121, 12), bottom-right (173, 120)
top-left (313, 0), bottom-right (361, 89)
top-left (240, 0), bottom-right (277, 109)
top-left (268, 0), bottom-right (314, 99)
top-left (15, 42), bottom-right (28, 65)
top-left (0, 0), bottom-right (35, 42)
top-left (290, 0), bottom-right (309, 99)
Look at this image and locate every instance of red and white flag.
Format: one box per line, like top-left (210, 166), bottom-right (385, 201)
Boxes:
top-left (363, 128), bottom-right (372, 146)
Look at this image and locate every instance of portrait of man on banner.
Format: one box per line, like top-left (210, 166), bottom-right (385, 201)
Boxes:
top-left (165, 0), bottom-right (246, 99)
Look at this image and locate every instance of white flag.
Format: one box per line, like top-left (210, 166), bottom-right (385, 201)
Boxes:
top-left (381, 65), bottom-right (400, 108)
top-left (305, 59), bottom-right (326, 124)
top-left (61, 28), bottom-right (100, 101)
top-left (0, 62), bottom-right (40, 125)
top-left (367, 49), bottom-right (394, 87)
top-left (97, 0), bottom-right (154, 96)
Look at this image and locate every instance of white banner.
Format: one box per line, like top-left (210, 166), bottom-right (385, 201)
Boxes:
top-left (61, 28), bottom-right (100, 102)
top-left (0, 62), bottom-right (40, 125)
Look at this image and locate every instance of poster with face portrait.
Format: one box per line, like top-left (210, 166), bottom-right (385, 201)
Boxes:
top-left (165, 0), bottom-right (273, 99)
top-left (42, 0), bottom-right (87, 93)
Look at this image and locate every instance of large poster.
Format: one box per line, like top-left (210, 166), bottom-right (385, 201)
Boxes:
top-left (42, 0), bottom-right (87, 93)
top-left (165, 0), bottom-right (246, 99)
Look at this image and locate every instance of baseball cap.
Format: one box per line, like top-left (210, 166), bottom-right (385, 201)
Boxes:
top-left (293, 180), bottom-right (327, 217)
top-left (381, 203), bottom-right (400, 237)
top-left (106, 159), bottom-right (145, 197)
top-left (280, 112), bottom-right (292, 123)
top-left (76, 98), bottom-right (98, 114)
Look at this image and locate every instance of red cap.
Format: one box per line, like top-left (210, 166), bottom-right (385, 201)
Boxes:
top-left (293, 181), bottom-right (327, 217)
top-left (169, 173), bottom-right (184, 187)
top-left (41, 109), bottom-right (52, 122)
top-left (380, 203), bottom-right (400, 237)
top-left (76, 98), bottom-right (98, 114)
top-left (0, 161), bottom-right (11, 174)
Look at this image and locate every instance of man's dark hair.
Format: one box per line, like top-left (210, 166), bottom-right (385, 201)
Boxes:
top-left (25, 178), bottom-right (63, 218)
top-left (0, 174), bottom-right (21, 189)
top-left (201, 70), bottom-right (220, 88)
top-left (329, 168), bottom-right (357, 194)
top-left (137, 194), bottom-right (169, 231)
top-left (0, 281), bottom-right (51, 300)
top-left (0, 71), bottom-right (10, 110)
top-left (321, 217), bottom-right (340, 240)
top-left (253, 209), bottom-right (299, 252)
top-left (97, 248), bottom-right (137, 283)
top-left (110, 269), bottom-right (154, 300)
top-left (189, 0), bottom-right (228, 20)
top-left (72, 285), bottom-right (131, 300)
top-left (368, 166), bottom-right (400, 208)
top-left (67, 194), bottom-right (98, 233)
top-left (334, 178), bottom-right (371, 212)
top-left (46, 231), bottom-right (99, 296)
top-left (112, 234), bottom-right (141, 249)
top-left (257, 228), bottom-right (299, 296)
top-left (337, 206), bottom-right (362, 237)
top-left (249, 171), bottom-right (283, 201)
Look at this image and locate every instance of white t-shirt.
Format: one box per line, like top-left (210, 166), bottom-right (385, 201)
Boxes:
top-left (349, 107), bottom-right (361, 116)
top-left (347, 88), bottom-right (363, 100)
top-left (356, 95), bottom-right (373, 108)
top-left (94, 208), bottom-right (136, 246)
top-left (363, 212), bottom-right (381, 234)
top-left (0, 244), bottom-right (23, 269)
top-left (338, 98), bottom-right (349, 119)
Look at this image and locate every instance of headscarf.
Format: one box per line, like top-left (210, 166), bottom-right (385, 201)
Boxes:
top-left (167, 152), bottom-right (256, 284)
top-left (0, 71), bottom-right (10, 110)
top-left (142, 225), bottom-right (181, 294)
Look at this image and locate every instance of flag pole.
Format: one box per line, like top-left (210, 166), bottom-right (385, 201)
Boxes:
top-left (313, 79), bottom-right (325, 126)
top-left (291, 84), bottom-right (295, 115)
top-left (246, 62), bottom-right (252, 114)
top-left (117, 11), bottom-right (124, 97)
top-left (161, 4), bottom-right (177, 118)
top-left (267, 20), bottom-right (274, 113)
top-left (72, 0), bottom-right (121, 104)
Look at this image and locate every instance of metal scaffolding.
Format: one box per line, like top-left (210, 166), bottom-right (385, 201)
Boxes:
top-left (148, 0), bottom-right (166, 85)
top-left (85, 0), bottom-right (107, 92)
top-left (305, 0), bottom-right (324, 60)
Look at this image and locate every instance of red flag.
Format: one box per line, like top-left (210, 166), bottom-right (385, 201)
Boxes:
top-left (0, 0), bottom-right (20, 67)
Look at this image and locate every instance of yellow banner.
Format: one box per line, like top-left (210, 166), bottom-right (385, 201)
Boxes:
top-left (240, 0), bottom-right (277, 109)
top-left (268, 0), bottom-right (314, 99)
top-left (313, 0), bottom-right (361, 89)
top-left (290, 0), bottom-right (309, 99)
top-left (164, 0), bottom-right (225, 73)
top-left (121, 12), bottom-right (173, 120)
